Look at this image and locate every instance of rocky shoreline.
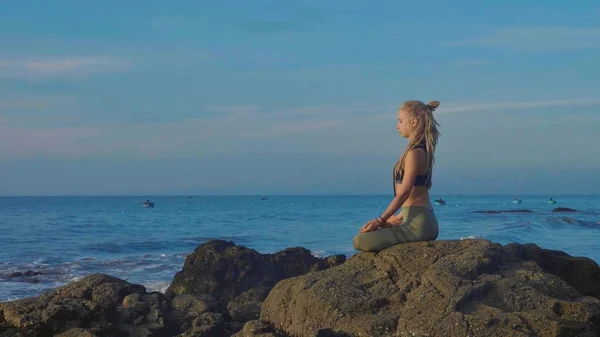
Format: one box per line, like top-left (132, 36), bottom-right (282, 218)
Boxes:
top-left (1, 239), bottom-right (599, 337)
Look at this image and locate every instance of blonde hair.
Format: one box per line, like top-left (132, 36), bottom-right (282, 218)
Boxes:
top-left (393, 100), bottom-right (441, 189)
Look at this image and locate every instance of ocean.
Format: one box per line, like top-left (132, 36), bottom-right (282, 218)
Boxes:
top-left (1, 195), bottom-right (599, 302)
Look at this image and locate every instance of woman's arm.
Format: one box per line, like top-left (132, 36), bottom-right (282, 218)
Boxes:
top-left (360, 149), bottom-right (426, 233)
top-left (379, 149), bottom-right (424, 221)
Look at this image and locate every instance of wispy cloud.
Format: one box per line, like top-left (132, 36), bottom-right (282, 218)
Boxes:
top-left (446, 27), bottom-right (600, 52)
top-left (438, 98), bottom-right (600, 114)
top-left (0, 103), bottom-right (350, 158)
top-left (0, 124), bottom-right (102, 157)
top-left (448, 58), bottom-right (497, 67)
top-left (203, 103), bottom-right (387, 118)
top-left (204, 105), bottom-right (262, 115)
top-left (0, 95), bottom-right (77, 110)
top-left (0, 56), bottom-right (130, 79)
top-left (237, 21), bottom-right (307, 34)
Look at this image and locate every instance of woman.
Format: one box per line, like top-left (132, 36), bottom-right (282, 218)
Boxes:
top-left (353, 100), bottom-right (441, 252)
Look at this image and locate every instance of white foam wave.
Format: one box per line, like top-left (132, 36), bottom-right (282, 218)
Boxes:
top-left (146, 281), bottom-right (170, 293)
top-left (311, 250), bottom-right (326, 257)
top-left (460, 235), bottom-right (483, 240)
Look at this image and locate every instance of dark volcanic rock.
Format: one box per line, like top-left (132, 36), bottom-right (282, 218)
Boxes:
top-left (166, 240), bottom-right (346, 335)
top-left (167, 240), bottom-right (346, 303)
top-left (0, 274), bottom-right (227, 337)
top-left (0, 240), bottom-right (346, 337)
top-left (553, 207), bottom-right (578, 212)
top-left (4, 239), bottom-right (600, 337)
top-left (260, 239), bottom-right (600, 337)
top-left (231, 320), bottom-right (288, 337)
top-left (503, 243), bottom-right (600, 299)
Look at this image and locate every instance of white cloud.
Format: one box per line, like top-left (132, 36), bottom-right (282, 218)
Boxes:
top-left (0, 56), bottom-right (130, 79)
top-left (0, 104), bottom-right (344, 158)
top-left (0, 95), bottom-right (77, 110)
top-left (5, 97), bottom-right (597, 159)
top-left (204, 104), bottom-right (261, 115)
top-left (437, 98), bottom-right (600, 114)
top-left (446, 27), bottom-right (600, 52)
top-left (0, 124), bottom-right (102, 157)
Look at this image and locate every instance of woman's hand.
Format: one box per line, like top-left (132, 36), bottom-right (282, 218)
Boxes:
top-left (359, 218), bottom-right (383, 233)
top-left (383, 214), bottom-right (403, 227)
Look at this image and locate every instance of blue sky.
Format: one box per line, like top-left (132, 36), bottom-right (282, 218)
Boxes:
top-left (1, 1), bottom-right (599, 195)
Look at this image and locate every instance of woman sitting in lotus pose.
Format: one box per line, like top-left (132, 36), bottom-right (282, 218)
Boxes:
top-left (353, 100), bottom-right (441, 252)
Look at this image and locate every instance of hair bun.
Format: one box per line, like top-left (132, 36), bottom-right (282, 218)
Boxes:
top-left (427, 100), bottom-right (440, 111)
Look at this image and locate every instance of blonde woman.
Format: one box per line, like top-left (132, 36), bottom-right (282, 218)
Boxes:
top-left (353, 100), bottom-right (441, 252)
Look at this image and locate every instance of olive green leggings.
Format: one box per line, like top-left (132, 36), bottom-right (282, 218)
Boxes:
top-left (353, 206), bottom-right (439, 252)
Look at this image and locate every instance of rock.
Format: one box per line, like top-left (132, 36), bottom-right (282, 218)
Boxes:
top-left (260, 239), bottom-right (600, 337)
top-left (227, 287), bottom-right (272, 322)
top-left (166, 240), bottom-right (346, 335)
top-left (167, 240), bottom-right (346, 304)
top-left (473, 209), bottom-right (534, 214)
top-left (553, 207), bottom-right (577, 212)
top-left (168, 294), bottom-right (223, 332)
top-left (0, 274), bottom-right (210, 337)
top-left (503, 243), bottom-right (600, 299)
top-left (231, 320), bottom-right (288, 337)
top-left (54, 328), bottom-right (99, 337)
top-left (0, 241), bottom-right (347, 337)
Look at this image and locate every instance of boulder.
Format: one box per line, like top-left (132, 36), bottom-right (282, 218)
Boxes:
top-left (167, 240), bottom-right (346, 304)
top-left (0, 274), bottom-right (226, 337)
top-left (503, 243), bottom-right (600, 299)
top-left (0, 240), bottom-right (346, 337)
top-left (231, 320), bottom-right (288, 337)
top-left (261, 239), bottom-right (600, 337)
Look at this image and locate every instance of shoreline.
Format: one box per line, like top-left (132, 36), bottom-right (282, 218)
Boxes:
top-left (1, 238), bottom-right (600, 336)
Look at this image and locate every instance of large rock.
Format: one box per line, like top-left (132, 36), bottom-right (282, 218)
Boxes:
top-left (231, 320), bottom-right (288, 337)
top-left (0, 240), bottom-right (346, 337)
top-left (0, 274), bottom-right (236, 337)
top-left (261, 239), bottom-right (600, 337)
top-left (167, 239), bottom-right (346, 318)
top-left (503, 243), bottom-right (600, 299)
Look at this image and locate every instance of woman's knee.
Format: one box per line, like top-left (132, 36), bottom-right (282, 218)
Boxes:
top-left (353, 234), bottom-right (367, 251)
top-left (353, 234), bottom-right (363, 250)
top-left (353, 234), bottom-right (377, 252)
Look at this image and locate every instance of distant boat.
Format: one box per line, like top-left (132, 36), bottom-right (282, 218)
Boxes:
top-left (434, 198), bottom-right (446, 205)
top-left (143, 199), bottom-right (155, 208)
top-left (547, 197), bottom-right (556, 204)
top-left (513, 198), bottom-right (522, 204)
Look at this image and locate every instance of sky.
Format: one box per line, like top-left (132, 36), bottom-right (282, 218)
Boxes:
top-left (1, 0), bottom-right (599, 196)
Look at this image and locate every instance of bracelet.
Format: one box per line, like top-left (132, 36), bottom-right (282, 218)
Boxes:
top-left (376, 216), bottom-right (385, 224)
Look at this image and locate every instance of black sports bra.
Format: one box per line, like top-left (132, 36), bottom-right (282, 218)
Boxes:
top-left (394, 143), bottom-right (429, 187)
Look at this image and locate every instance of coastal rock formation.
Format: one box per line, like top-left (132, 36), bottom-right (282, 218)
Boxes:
top-left (0, 274), bottom-right (178, 336)
top-left (2, 239), bottom-right (599, 336)
top-left (167, 239), bottom-right (346, 322)
top-left (503, 243), bottom-right (600, 299)
top-left (261, 239), bottom-right (600, 337)
top-left (0, 240), bottom-right (345, 337)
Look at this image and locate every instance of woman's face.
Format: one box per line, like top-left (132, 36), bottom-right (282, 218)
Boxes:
top-left (396, 109), bottom-right (415, 138)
